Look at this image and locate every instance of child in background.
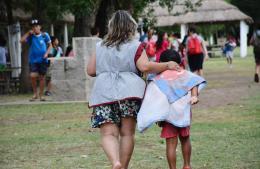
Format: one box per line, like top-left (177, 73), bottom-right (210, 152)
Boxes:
top-left (20, 19), bottom-right (52, 101)
top-left (44, 36), bottom-right (63, 96)
top-left (138, 49), bottom-right (206, 169)
top-left (50, 36), bottom-right (63, 58)
top-left (223, 34), bottom-right (236, 68)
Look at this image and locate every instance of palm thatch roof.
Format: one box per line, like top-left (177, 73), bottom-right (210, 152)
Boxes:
top-left (147, 0), bottom-right (253, 27)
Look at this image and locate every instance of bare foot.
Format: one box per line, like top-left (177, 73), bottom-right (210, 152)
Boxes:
top-left (112, 162), bottom-right (122, 169)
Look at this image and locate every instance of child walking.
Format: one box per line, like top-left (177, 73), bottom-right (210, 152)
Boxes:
top-left (223, 34), bottom-right (236, 68)
top-left (160, 50), bottom-right (199, 169)
top-left (138, 49), bottom-right (206, 169)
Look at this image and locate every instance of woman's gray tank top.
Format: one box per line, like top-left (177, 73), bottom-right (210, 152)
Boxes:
top-left (89, 39), bottom-right (146, 107)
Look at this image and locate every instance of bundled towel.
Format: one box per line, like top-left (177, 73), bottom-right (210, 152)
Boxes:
top-left (137, 70), bottom-right (206, 132)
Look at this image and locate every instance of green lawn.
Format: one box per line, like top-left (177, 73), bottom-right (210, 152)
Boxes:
top-left (0, 54), bottom-right (260, 169)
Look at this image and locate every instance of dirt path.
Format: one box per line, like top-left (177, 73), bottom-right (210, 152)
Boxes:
top-left (198, 69), bottom-right (259, 110)
top-left (0, 65), bottom-right (259, 108)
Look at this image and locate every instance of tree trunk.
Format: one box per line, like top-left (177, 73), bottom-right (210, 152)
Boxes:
top-left (4, 0), bottom-right (13, 25)
top-left (95, 0), bottom-right (117, 38)
top-left (20, 43), bottom-right (31, 93)
top-left (73, 15), bottom-right (93, 37)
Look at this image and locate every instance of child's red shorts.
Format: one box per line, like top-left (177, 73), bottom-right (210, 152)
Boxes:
top-left (160, 122), bottom-right (190, 138)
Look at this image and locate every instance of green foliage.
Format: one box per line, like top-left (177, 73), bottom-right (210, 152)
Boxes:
top-left (230, 0), bottom-right (260, 22)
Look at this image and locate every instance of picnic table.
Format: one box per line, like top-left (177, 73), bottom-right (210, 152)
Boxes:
top-left (0, 67), bottom-right (20, 94)
top-left (207, 45), bottom-right (223, 58)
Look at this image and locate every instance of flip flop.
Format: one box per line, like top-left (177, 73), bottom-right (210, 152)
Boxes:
top-left (29, 96), bottom-right (38, 102)
top-left (40, 97), bottom-right (46, 101)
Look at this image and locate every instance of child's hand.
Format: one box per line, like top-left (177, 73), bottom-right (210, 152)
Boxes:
top-left (28, 30), bottom-right (34, 35)
top-left (191, 96), bottom-right (199, 105)
top-left (156, 121), bottom-right (164, 127)
top-left (167, 61), bottom-right (181, 71)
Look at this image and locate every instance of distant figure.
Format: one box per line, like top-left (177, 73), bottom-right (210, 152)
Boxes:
top-left (155, 31), bottom-right (169, 62)
top-left (139, 26), bottom-right (148, 42)
top-left (20, 19), bottom-right (52, 101)
top-left (49, 36), bottom-right (63, 58)
top-left (64, 45), bottom-right (74, 57)
top-left (44, 36), bottom-right (63, 96)
top-left (144, 28), bottom-right (157, 61)
top-left (186, 26), bottom-right (208, 76)
top-left (0, 34), bottom-right (7, 70)
top-left (169, 33), bottom-right (180, 52)
top-left (91, 27), bottom-right (100, 37)
top-left (223, 34), bottom-right (236, 68)
top-left (250, 26), bottom-right (260, 83)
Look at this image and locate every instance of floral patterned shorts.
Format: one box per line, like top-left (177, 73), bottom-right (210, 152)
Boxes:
top-left (91, 99), bottom-right (142, 128)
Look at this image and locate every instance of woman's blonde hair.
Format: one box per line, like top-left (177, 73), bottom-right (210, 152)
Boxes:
top-left (102, 10), bottom-right (137, 49)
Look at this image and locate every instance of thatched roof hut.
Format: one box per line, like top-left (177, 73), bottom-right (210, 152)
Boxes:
top-left (144, 0), bottom-right (253, 57)
top-left (148, 0), bottom-right (252, 27)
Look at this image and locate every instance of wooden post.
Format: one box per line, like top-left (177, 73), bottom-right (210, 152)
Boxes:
top-left (50, 24), bottom-right (54, 36)
top-left (64, 23), bottom-right (68, 51)
top-left (181, 24), bottom-right (187, 41)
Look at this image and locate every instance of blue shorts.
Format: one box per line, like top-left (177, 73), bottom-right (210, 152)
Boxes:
top-left (29, 63), bottom-right (48, 75)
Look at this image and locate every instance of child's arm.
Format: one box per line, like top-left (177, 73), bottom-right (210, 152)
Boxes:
top-left (20, 30), bottom-right (33, 43)
top-left (191, 86), bottom-right (199, 105)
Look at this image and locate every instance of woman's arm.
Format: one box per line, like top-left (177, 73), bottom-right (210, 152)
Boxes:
top-left (136, 50), bottom-right (179, 74)
top-left (201, 40), bottom-right (209, 60)
top-left (87, 54), bottom-right (96, 77)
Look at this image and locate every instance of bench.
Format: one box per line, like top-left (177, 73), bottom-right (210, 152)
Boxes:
top-left (207, 45), bottom-right (223, 58)
top-left (0, 67), bottom-right (20, 94)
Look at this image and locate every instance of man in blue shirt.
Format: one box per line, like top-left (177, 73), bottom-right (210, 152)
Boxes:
top-left (20, 19), bottom-right (52, 101)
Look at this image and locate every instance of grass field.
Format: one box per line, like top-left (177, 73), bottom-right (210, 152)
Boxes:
top-left (0, 51), bottom-right (260, 169)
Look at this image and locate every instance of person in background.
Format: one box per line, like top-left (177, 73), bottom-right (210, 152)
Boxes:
top-left (20, 19), bottom-right (52, 101)
top-left (139, 26), bottom-right (148, 42)
top-left (250, 26), bottom-right (260, 83)
top-left (169, 33), bottom-right (180, 52)
top-left (91, 27), bottom-right (100, 37)
top-left (155, 31), bottom-right (169, 62)
top-left (223, 34), bottom-right (236, 68)
top-left (186, 26), bottom-right (208, 76)
top-left (50, 36), bottom-right (63, 58)
top-left (0, 34), bottom-right (7, 71)
top-left (44, 36), bottom-right (63, 96)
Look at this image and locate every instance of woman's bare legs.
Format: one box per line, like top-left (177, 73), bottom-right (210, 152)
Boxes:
top-left (100, 123), bottom-right (122, 169)
top-left (166, 137), bottom-right (178, 169)
top-left (119, 117), bottom-right (136, 169)
top-left (179, 136), bottom-right (191, 169)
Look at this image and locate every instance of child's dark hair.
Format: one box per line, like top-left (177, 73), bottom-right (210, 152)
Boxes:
top-left (91, 27), bottom-right (99, 36)
top-left (51, 36), bottom-right (57, 44)
top-left (188, 25), bottom-right (197, 34)
top-left (159, 49), bottom-right (181, 64)
top-left (65, 45), bottom-right (73, 56)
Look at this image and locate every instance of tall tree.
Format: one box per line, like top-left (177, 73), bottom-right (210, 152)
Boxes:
top-left (230, 0), bottom-right (260, 24)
